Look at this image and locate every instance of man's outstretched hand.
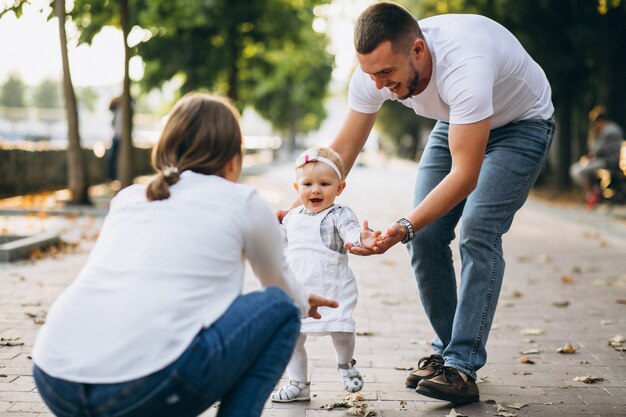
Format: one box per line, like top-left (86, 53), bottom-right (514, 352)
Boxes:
top-left (344, 221), bottom-right (406, 256)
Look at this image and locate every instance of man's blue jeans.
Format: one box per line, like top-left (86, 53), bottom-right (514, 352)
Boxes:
top-left (33, 287), bottom-right (301, 417)
top-left (407, 118), bottom-right (554, 381)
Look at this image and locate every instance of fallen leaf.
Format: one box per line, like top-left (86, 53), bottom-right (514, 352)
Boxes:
top-left (321, 401), bottom-right (350, 410)
top-left (571, 265), bottom-right (582, 274)
top-left (0, 337), bottom-right (24, 347)
top-left (506, 402), bottom-right (528, 410)
top-left (485, 399), bottom-right (497, 405)
top-left (494, 404), bottom-right (517, 417)
top-left (347, 404), bottom-right (376, 416)
top-left (520, 349), bottom-right (540, 355)
top-left (522, 328), bottom-right (545, 336)
top-left (552, 300), bottom-right (570, 308)
top-left (538, 254), bottom-right (551, 262)
top-left (592, 278), bottom-right (612, 287)
top-left (393, 366), bottom-right (414, 371)
top-left (510, 290), bottom-right (523, 298)
top-left (560, 275), bottom-right (575, 284)
top-left (519, 355), bottom-right (535, 364)
top-left (608, 334), bottom-right (626, 351)
top-left (445, 409), bottom-right (468, 417)
top-left (544, 402), bottom-right (554, 405)
top-left (517, 255), bottom-right (531, 262)
top-left (495, 411), bottom-right (518, 417)
top-left (557, 342), bottom-right (577, 354)
top-left (600, 320), bottom-right (615, 326)
top-left (616, 299), bottom-right (626, 305)
top-left (573, 375), bottom-right (604, 384)
top-left (346, 393), bottom-right (365, 402)
top-left (356, 331), bottom-right (375, 336)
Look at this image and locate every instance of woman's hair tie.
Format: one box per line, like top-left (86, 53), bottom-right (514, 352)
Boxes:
top-left (162, 166), bottom-right (179, 178)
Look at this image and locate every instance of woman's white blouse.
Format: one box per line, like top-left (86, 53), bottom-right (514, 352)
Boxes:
top-left (33, 171), bottom-right (308, 383)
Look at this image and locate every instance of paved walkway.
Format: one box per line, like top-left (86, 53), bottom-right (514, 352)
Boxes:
top-left (1, 157), bottom-right (625, 416)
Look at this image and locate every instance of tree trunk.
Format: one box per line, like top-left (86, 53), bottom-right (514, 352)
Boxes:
top-left (606, 6), bottom-right (626, 128)
top-left (554, 93), bottom-right (573, 188)
top-left (55, 0), bottom-right (90, 205)
top-left (226, 26), bottom-right (240, 103)
top-left (118, 0), bottom-right (134, 188)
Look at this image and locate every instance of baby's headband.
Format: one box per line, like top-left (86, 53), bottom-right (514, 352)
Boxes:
top-left (295, 149), bottom-right (342, 180)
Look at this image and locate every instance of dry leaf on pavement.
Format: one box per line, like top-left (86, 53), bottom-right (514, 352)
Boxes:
top-left (522, 328), bottom-right (545, 336)
top-left (321, 401), bottom-right (350, 410)
top-left (518, 355), bottom-right (535, 364)
top-left (507, 402), bottom-right (528, 410)
top-left (573, 375), bottom-right (604, 384)
top-left (552, 300), bottom-right (570, 308)
top-left (393, 366), bottom-right (414, 371)
top-left (0, 337), bottom-right (24, 346)
top-left (608, 335), bottom-right (625, 351)
top-left (445, 409), bottom-right (468, 417)
top-left (560, 275), bottom-right (575, 284)
top-left (520, 349), bottom-right (540, 355)
top-left (494, 404), bottom-right (518, 417)
top-left (557, 342), bottom-right (577, 354)
top-left (347, 405), bottom-right (376, 416)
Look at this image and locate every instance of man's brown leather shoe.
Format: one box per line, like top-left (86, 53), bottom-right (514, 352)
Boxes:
top-left (416, 366), bottom-right (479, 404)
top-left (405, 354), bottom-right (444, 388)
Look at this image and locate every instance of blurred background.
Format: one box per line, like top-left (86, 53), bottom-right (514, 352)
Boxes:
top-left (0, 0), bottom-right (625, 205)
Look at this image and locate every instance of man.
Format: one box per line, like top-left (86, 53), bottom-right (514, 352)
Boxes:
top-left (569, 105), bottom-right (624, 209)
top-left (335, 3), bottom-right (555, 404)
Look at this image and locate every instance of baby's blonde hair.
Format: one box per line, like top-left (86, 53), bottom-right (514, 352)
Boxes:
top-left (295, 146), bottom-right (346, 180)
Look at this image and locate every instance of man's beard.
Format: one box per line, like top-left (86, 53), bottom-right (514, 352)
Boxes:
top-left (399, 62), bottom-right (420, 100)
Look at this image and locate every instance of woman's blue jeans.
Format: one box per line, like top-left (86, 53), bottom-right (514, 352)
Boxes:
top-left (407, 118), bottom-right (554, 380)
top-left (33, 287), bottom-right (301, 417)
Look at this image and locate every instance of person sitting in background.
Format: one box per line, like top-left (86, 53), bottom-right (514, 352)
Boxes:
top-left (570, 105), bottom-right (624, 209)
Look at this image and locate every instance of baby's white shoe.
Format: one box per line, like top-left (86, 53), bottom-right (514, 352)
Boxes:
top-left (338, 359), bottom-right (363, 393)
top-left (271, 380), bottom-right (311, 403)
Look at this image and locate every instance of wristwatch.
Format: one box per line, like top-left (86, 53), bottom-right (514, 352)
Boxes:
top-left (396, 218), bottom-right (415, 244)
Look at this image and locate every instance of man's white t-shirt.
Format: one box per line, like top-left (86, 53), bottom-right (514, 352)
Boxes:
top-left (349, 14), bottom-right (554, 128)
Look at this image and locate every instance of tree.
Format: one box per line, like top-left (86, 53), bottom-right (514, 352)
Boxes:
top-left (0, 73), bottom-right (27, 108)
top-left (55, 0), bottom-right (90, 204)
top-left (245, 17), bottom-right (334, 153)
top-left (137, 0), bottom-right (332, 125)
top-left (33, 78), bottom-right (62, 109)
top-left (70, 0), bottom-right (138, 188)
top-left (377, 100), bottom-right (433, 159)
top-left (399, 0), bottom-right (626, 188)
top-left (76, 86), bottom-right (98, 112)
top-left (1, 1), bottom-right (90, 204)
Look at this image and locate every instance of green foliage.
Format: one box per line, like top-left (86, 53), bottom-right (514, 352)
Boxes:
top-left (76, 86), bottom-right (99, 111)
top-left (33, 78), bottom-right (62, 109)
top-left (244, 16), bottom-right (334, 137)
top-left (0, 73), bottom-right (27, 108)
top-left (136, 0), bottom-right (333, 138)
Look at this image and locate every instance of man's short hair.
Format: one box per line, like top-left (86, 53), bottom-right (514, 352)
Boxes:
top-left (354, 2), bottom-right (422, 55)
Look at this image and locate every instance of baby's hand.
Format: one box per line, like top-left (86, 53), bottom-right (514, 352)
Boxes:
top-left (359, 220), bottom-right (382, 250)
